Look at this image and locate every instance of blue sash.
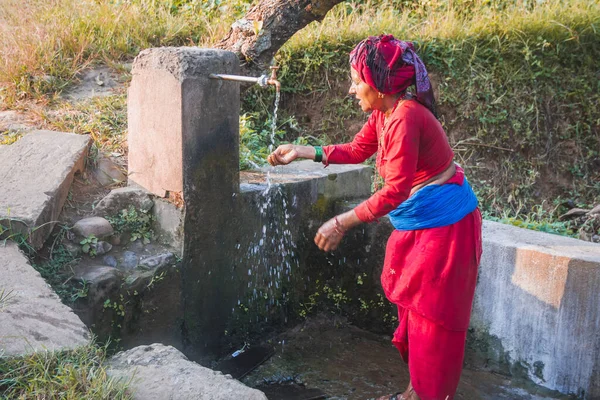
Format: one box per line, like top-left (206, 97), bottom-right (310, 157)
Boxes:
top-left (388, 178), bottom-right (478, 231)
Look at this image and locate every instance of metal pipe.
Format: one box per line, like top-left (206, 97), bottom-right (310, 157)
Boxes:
top-left (209, 73), bottom-right (268, 87)
top-left (209, 66), bottom-right (280, 92)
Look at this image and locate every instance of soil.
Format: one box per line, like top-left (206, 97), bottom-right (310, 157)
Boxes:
top-left (243, 315), bottom-right (575, 400)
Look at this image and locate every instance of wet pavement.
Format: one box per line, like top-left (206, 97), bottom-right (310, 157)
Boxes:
top-left (243, 315), bottom-right (575, 400)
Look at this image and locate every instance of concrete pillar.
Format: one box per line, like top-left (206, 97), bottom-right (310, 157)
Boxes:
top-left (128, 47), bottom-right (240, 357)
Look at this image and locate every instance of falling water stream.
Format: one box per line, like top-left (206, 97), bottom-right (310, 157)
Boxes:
top-left (236, 90), bottom-right (298, 328)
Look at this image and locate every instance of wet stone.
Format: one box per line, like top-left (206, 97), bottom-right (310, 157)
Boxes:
top-left (138, 252), bottom-right (175, 270)
top-left (103, 255), bottom-right (118, 268)
top-left (120, 251), bottom-right (138, 269)
top-left (73, 217), bottom-right (114, 239)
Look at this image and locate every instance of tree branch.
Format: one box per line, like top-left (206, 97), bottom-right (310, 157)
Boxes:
top-left (215, 0), bottom-right (345, 79)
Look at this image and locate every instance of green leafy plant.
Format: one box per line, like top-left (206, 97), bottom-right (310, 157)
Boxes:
top-left (80, 234), bottom-right (98, 256)
top-left (107, 206), bottom-right (154, 244)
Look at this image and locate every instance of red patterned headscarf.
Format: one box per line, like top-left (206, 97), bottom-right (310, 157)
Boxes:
top-left (350, 35), bottom-right (436, 116)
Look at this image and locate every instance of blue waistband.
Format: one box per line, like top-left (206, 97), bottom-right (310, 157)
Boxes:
top-left (388, 178), bottom-right (478, 231)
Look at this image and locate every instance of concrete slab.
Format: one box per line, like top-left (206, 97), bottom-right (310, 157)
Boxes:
top-left (0, 242), bottom-right (90, 356)
top-left (243, 160), bottom-right (373, 200)
top-left (107, 344), bottom-right (267, 400)
top-left (471, 221), bottom-right (600, 398)
top-left (0, 130), bottom-right (90, 249)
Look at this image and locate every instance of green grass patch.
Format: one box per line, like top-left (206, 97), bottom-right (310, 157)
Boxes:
top-left (42, 94), bottom-right (127, 153)
top-left (0, 342), bottom-right (131, 399)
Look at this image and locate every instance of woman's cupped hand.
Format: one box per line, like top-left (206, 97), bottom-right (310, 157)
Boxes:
top-left (267, 144), bottom-right (299, 166)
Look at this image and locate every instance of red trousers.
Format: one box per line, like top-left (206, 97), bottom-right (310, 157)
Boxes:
top-left (392, 307), bottom-right (467, 400)
top-left (383, 209), bottom-right (482, 400)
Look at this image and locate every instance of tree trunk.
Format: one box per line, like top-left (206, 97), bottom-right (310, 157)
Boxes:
top-left (215, 0), bottom-right (345, 80)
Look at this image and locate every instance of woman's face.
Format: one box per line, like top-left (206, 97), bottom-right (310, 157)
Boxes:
top-left (349, 67), bottom-right (380, 113)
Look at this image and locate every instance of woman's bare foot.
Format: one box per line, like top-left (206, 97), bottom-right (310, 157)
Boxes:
top-left (376, 381), bottom-right (420, 400)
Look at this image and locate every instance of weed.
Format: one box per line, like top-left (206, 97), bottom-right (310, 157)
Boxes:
top-left (0, 288), bottom-right (15, 311)
top-left (0, 341), bottom-right (131, 399)
top-left (42, 94), bottom-right (127, 154)
top-left (80, 234), bottom-right (98, 256)
top-left (107, 206), bottom-right (154, 244)
top-left (0, 131), bottom-right (22, 145)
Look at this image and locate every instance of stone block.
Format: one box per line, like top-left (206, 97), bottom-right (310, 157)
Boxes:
top-left (128, 47), bottom-right (239, 197)
top-left (0, 242), bottom-right (90, 356)
top-left (107, 344), bottom-right (267, 400)
top-left (152, 198), bottom-right (184, 253)
top-left (471, 221), bottom-right (600, 398)
top-left (0, 130), bottom-right (90, 249)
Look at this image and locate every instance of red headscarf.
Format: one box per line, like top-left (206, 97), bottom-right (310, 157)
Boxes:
top-left (350, 35), bottom-right (436, 116)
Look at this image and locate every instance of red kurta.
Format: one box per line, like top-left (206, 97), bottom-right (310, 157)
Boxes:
top-left (323, 100), bottom-right (482, 400)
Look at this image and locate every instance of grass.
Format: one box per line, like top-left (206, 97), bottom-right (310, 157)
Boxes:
top-left (0, 288), bottom-right (15, 311)
top-left (42, 94), bottom-right (128, 154)
top-left (0, 342), bottom-right (131, 399)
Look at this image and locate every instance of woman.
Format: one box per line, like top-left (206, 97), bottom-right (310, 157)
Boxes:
top-left (268, 35), bottom-right (482, 400)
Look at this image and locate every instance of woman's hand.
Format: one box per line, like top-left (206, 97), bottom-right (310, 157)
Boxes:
top-left (314, 211), bottom-right (361, 252)
top-left (267, 144), bottom-right (299, 166)
top-left (267, 144), bottom-right (316, 166)
top-left (314, 217), bottom-right (345, 252)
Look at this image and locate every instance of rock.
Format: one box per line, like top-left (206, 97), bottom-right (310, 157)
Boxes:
top-left (589, 204), bottom-right (600, 216)
top-left (559, 208), bottom-right (589, 220)
top-left (93, 241), bottom-right (113, 256)
top-left (120, 251), bottom-right (138, 269)
top-left (0, 130), bottom-right (90, 249)
top-left (72, 217), bottom-right (114, 239)
top-left (63, 240), bottom-right (82, 257)
top-left (75, 265), bottom-right (121, 285)
top-left (103, 255), bottom-right (118, 268)
top-left (91, 155), bottom-right (126, 187)
top-left (74, 266), bottom-right (122, 306)
top-left (0, 242), bottom-right (89, 355)
top-left (93, 187), bottom-right (154, 217)
top-left (139, 253), bottom-right (175, 270)
top-left (107, 344), bottom-right (267, 400)
top-left (128, 240), bottom-right (145, 253)
top-left (592, 235), bottom-right (600, 243)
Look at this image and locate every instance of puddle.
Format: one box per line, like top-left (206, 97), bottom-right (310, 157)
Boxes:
top-left (243, 314), bottom-right (575, 400)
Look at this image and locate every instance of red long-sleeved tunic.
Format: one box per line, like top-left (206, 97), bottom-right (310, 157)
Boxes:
top-left (323, 99), bottom-right (454, 222)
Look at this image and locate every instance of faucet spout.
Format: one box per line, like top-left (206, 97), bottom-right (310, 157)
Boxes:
top-left (267, 66), bottom-right (281, 93)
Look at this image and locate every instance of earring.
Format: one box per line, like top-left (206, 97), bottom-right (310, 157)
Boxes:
top-left (378, 92), bottom-right (384, 99)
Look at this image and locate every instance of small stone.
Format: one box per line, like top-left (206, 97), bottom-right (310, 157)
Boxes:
top-left (138, 253), bottom-right (175, 270)
top-left (92, 156), bottom-right (126, 187)
top-left (589, 205), bottom-right (600, 216)
top-left (103, 255), bottom-right (118, 268)
top-left (592, 235), bottom-right (600, 243)
top-left (73, 217), bottom-right (114, 239)
top-left (110, 235), bottom-right (122, 246)
top-left (120, 251), bottom-right (138, 269)
top-left (94, 241), bottom-right (113, 256)
top-left (127, 240), bottom-right (145, 253)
